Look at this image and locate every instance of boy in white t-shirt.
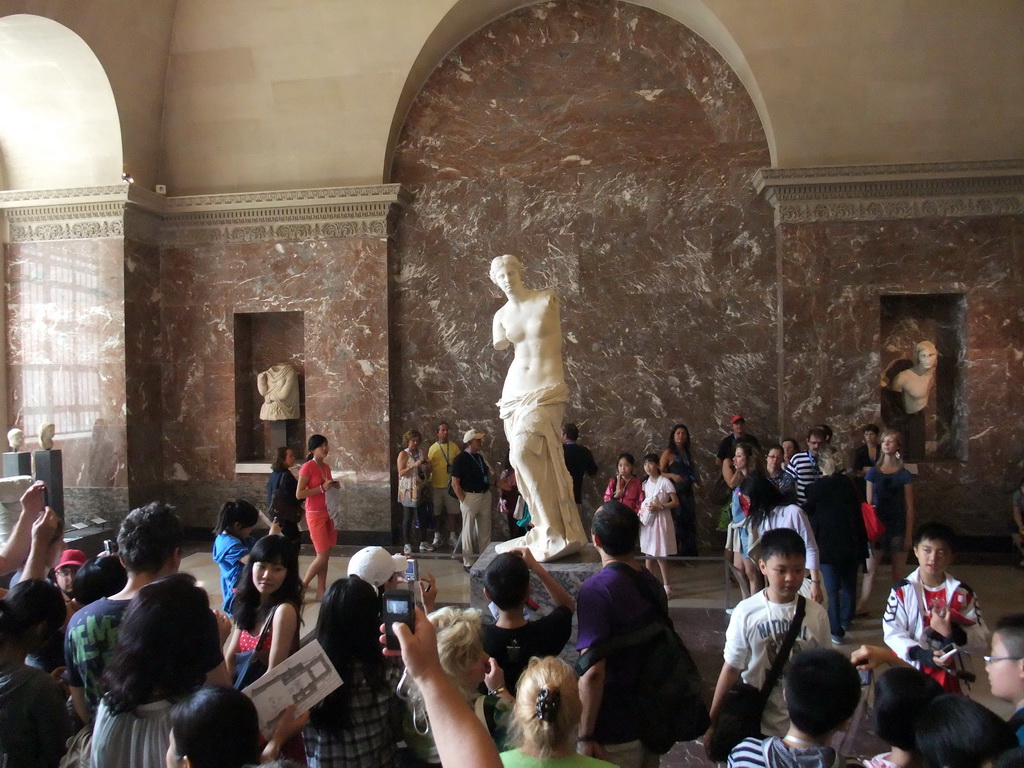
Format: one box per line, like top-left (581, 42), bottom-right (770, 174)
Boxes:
top-left (705, 527), bottom-right (831, 750)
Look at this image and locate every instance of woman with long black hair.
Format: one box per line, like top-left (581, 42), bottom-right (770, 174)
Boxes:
top-left (303, 575), bottom-right (405, 767)
top-left (659, 423), bottom-right (701, 556)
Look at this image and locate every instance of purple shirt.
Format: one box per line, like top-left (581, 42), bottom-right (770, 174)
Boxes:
top-left (577, 563), bottom-right (663, 744)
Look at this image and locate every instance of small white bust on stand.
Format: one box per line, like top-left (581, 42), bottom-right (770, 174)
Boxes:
top-left (39, 422), bottom-right (56, 450)
top-left (7, 428), bottom-right (24, 452)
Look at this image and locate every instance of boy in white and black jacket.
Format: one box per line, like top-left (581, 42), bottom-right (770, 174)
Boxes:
top-left (883, 522), bottom-right (988, 693)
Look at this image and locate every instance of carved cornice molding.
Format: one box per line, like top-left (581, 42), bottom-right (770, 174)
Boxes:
top-left (752, 160), bottom-right (1024, 224)
top-left (156, 184), bottom-right (413, 244)
top-left (0, 185), bottom-right (129, 242)
top-left (0, 184), bottom-right (413, 244)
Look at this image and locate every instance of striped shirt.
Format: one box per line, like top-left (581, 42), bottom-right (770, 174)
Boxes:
top-left (728, 736), bottom-right (844, 768)
top-left (785, 452), bottom-right (821, 505)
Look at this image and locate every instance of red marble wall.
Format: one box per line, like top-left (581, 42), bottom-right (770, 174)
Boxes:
top-left (5, 237), bottom-right (129, 522)
top-left (153, 237), bottom-right (392, 529)
top-left (777, 216), bottom-right (1024, 534)
top-left (390, 0), bottom-right (774, 544)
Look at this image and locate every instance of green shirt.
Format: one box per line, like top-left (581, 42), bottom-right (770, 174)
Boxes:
top-left (500, 749), bottom-right (617, 768)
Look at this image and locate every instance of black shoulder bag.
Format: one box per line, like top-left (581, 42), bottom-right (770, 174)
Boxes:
top-left (706, 595), bottom-right (806, 762)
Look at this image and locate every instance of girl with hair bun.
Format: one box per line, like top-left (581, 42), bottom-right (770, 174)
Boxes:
top-left (0, 579), bottom-right (71, 768)
top-left (501, 656), bottom-right (613, 767)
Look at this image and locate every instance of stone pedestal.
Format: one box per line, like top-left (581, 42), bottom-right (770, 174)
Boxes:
top-left (3, 452), bottom-right (31, 478)
top-left (33, 449), bottom-right (64, 519)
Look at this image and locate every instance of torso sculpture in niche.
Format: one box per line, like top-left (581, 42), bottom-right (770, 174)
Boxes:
top-left (888, 341), bottom-right (937, 461)
top-left (257, 364), bottom-right (300, 421)
top-left (490, 254), bottom-right (587, 562)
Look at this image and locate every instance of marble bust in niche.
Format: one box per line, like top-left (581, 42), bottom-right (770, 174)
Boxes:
top-left (884, 340), bottom-right (938, 461)
top-left (258, 364), bottom-right (300, 421)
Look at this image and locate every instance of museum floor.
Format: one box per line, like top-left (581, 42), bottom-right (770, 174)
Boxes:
top-left (180, 544), bottom-right (1024, 766)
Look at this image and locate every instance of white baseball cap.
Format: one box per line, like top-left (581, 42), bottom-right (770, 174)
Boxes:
top-left (347, 546), bottom-right (406, 588)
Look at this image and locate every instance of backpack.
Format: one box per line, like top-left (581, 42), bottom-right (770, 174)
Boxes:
top-left (574, 563), bottom-right (710, 754)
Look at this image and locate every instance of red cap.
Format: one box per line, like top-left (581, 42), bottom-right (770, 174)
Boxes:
top-left (730, 414), bottom-right (745, 424)
top-left (57, 549), bottom-right (87, 570)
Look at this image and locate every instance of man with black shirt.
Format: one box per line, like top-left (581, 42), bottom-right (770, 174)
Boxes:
top-left (450, 428), bottom-right (493, 567)
top-left (715, 414), bottom-right (761, 467)
top-left (562, 423), bottom-right (599, 509)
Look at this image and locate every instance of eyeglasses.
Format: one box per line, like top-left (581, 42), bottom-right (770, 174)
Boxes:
top-left (983, 655), bottom-right (1024, 664)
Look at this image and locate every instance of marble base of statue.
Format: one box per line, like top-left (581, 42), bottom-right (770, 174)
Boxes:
top-left (3, 451), bottom-right (31, 478)
top-left (34, 449), bottom-right (64, 518)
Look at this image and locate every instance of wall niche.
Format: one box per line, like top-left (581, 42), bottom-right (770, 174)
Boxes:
top-left (234, 312), bottom-right (305, 463)
top-left (879, 294), bottom-right (966, 462)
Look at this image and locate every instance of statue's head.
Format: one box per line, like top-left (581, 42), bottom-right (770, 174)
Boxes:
top-left (6, 427), bottom-right (23, 451)
top-left (39, 422), bottom-right (55, 450)
top-left (489, 254), bottom-right (523, 289)
top-left (914, 341), bottom-right (938, 369)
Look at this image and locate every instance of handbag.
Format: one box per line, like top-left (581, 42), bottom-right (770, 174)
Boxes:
top-left (709, 474), bottom-right (732, 506)
top-left (861, 501), bottom-right (884, 544)
top-left (706, 596), bottom-right (806, 762)
top-left (269, 472), bottom-right (303, 523)
top-left (234, 605), bottom-right (277, 690)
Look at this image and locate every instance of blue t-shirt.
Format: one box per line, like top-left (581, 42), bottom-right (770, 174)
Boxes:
top-left (865, 467), bottom-right (913, 525)
top-left (213, 533), bottom-right (255, 614)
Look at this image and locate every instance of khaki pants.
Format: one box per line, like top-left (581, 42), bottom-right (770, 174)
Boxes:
top-left (431, 486), bottom-right (462, 537)
top-left (460, 490), bottom-right (492, 566)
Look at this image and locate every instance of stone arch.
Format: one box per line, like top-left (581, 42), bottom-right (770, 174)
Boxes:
top-left (388, 0), bottom-right (775, 548)
top-left (0, 14), bottom-right (122, 190)
top-left (384, 0), bottom-right (774, 180)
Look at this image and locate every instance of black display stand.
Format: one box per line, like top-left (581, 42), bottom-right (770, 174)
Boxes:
top-left (33, 449), bottom-right (64, 518)
top-left (3, 452), bottom-right (31, 478)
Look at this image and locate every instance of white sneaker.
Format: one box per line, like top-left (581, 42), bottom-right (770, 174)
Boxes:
top-left (419, 541), bottom-right (435, 553)
top-left (449, 532), bottom-right (459, 546)
top-left (432, 532), bottom-right (444, 548)
top-left (403, 544), bottom-right (412, 556)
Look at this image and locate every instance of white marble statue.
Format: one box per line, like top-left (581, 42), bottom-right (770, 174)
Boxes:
top-left (890, 340), bottom-right (937, 415)
top-left (7, 428), bottom-right (24, 452)
top-left (490, 254), bottom-right (587, 562)
top-left (257, 364), bottom-right (300, 421)
top-left (38, 423), bottom-right (55, 450)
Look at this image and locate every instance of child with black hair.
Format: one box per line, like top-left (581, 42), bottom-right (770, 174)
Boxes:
top-left (707, 528), bottom-right (831, 747)
top-left (482, 547), bottom-right (575, 695)
top-left (864, 666), bottom-right (943, 768)
top-left (0, 579), bottom-right (72, 767)
top-left (639, 452), bottom-right (678, 595)
top-left (883, 522), bottom-right (988, 693)
top-left (212, 499), bottom-right (261, 614)
top-left (915, 695), bottom-right (1017, 768)
top-left (985, 614), bottom-right (1024, 746)
top-left (728, 648), bottom-right (861, 768)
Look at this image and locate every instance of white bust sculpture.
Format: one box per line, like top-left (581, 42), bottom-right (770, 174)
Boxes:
top-left (257, 364), bottom-right (300, 421)
top-left (891, 341), bottom-right (937, 415)
top-left (38, 422), bottom-right (55, 450)
top-left (7, 428), bottom-right (24, 452)
top-left (490, 254), bottom-right (587, 562)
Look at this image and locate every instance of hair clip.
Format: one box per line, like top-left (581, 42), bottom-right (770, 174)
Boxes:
top-left (535, 687), bottom-right (560, 722)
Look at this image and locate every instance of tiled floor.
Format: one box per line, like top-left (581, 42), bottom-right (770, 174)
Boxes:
top-left (182, 543), bottom-right (1024, 765)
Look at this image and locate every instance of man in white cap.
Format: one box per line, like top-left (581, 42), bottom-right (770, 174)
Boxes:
top-left (347, 546), bottom-right (437, 611)
top-left (449, 429), bottom-right (493, 569)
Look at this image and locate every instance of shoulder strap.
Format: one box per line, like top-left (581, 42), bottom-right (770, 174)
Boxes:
top-left (253, 604), bottom-right (279, 652)
top-left (575, 563), bottom-right (670, 677)
top-left (758, 596), bottom-right (806, 708)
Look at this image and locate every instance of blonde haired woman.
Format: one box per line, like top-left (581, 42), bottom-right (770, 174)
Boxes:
top-left (856, 429), bottom-right (915, 616)
top-left (501, 656), bottom-right (614, 767)
top-left (403, 607), bottom-right (513, 765)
